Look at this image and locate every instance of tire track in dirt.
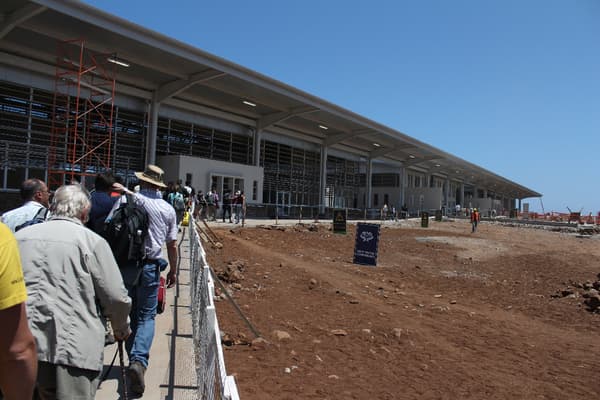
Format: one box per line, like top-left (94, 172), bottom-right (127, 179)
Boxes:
top-left (212, 227), bottom-right (600, 398)
top-left (224, 231), bottom-right (599, 349)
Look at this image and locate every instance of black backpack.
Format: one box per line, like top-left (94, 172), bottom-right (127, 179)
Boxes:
top-left (103, 194), bottom-right (149, 267)
top-left (15, 207), bottom-right (48, 232)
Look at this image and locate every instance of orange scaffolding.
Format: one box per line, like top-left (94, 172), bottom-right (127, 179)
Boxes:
top-left (48, 39), bottom-right (116, 189)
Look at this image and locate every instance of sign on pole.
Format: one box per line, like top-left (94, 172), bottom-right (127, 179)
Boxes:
top-left (353, 223), bottom-right (381, 266)
top-left (333, 209), bottom-right (347, 234)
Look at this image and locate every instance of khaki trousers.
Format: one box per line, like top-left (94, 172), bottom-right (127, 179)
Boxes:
top-left (36, 362), bottom-right (100, 400)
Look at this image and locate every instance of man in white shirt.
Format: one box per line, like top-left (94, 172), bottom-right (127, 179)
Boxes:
top-left (1, 179), bottom-right (50, 232)
top-left (111, 165), bottom-right (178, 396)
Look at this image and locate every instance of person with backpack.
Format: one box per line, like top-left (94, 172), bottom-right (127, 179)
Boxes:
top-left (110, 164), bottom-right (178, 396)
top-left (1, 178), bottom-right (50, 232)
top-left (162, 181), bottom-right (175, 202)
top-left (87, 172), bottom-right (119, 234)
top-left (15, 184), bottom-right (131, 399)
top-left (168, 184), bottom-right (186, 226)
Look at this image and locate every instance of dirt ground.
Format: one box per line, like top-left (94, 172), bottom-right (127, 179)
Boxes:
top-left (204, 218), bottom-right (600, 400)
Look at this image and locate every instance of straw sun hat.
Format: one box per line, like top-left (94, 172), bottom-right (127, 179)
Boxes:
top-left (134, 164), bottom-right (167, 189)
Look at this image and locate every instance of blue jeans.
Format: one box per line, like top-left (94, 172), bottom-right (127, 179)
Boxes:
top-left (234, 204), bottom-right (242, 223)
top-left (121, 261), bottom-right (161, 368)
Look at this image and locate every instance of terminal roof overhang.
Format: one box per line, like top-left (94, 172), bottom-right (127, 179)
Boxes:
top-left (1, 0), bottom-right (541, 200)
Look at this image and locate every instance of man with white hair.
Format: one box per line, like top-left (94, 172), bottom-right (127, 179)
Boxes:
top-left (15, 184), bottom-right (131, 399)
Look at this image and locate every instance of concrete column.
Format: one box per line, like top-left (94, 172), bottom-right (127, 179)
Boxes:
top-left (399, 166), bottom-right (405, 207)
top-left (518, 198), bottom-right (522, 211)
top-left (253, 129), bottom-right (262, 167)
top-left (145, 95), bottom-right (160, 166)
top-left (460, 182), bottom-right (465, 207)
top-left (366, 158), bottom-right (373, 208)
top-left (319, 145), bottom-right (328, 213)
top-left (483, 189), bottom-right (488, 198)
top-left (444, 178), bottom-right (449, 208)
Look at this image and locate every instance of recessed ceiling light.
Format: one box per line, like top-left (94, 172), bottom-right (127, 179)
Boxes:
top-left (107, 57), bottom-right (130, 67)
top-left (373, 142), bottom-right (381, 147)
top-left (243, 100), bottom-right (256, 107)
top-left (318, 125), bottom-right (328, 130)
top-left (435, 164), bottom-right (440, 167)
top-left (408, 155), bottom-right (415, 159)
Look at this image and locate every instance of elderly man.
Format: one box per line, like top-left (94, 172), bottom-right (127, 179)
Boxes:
top-left (15, 184), bottom-right (131, 399)
top-left (1, 178), bottom-right (50, 232)
top-left (111, 164), bottom-right (178, 395)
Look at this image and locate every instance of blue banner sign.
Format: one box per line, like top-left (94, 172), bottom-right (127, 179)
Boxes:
top-left (353, 223), bottom-right (381, 266)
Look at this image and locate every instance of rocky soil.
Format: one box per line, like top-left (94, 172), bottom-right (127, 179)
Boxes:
top-left (205, 218), bottom-right (600, 400)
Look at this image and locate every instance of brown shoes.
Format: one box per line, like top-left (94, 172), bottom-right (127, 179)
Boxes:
top-left (128, 361), bottom-right (146, 395)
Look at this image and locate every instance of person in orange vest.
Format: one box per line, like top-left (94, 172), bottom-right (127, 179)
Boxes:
top-left (471, 208), bottom-right (481, 233)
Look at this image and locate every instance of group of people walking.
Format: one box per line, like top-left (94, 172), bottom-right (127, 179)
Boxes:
top-left (191, 188), bottom-right (246, 224)
top-left (0, 164), bottom-right (178, 398)
top-left (161, 179), bottom-right (246, 225)
top-left (0, 167), bottom-right (251, 398)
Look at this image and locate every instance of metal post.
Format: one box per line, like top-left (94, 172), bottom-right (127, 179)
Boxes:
top-left (146, 94), bottom-right (159, 166)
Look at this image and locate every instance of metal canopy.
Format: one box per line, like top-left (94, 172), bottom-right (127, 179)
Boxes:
top-left (0, 0), bottom-right (541, 199)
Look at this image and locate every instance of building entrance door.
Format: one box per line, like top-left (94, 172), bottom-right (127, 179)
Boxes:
top-left (276, 191), bottom-right (290, 218)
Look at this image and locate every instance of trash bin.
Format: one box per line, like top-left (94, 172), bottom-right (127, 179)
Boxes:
top-left (435, 209), bottom-right (442, 222)
top-left (421, 211), bottom-right (429, 228)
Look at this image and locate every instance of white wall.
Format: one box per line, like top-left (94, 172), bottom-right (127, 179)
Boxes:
top-left (356, 187), bottom-right (402, 209)
top-left (470, 197), bottom-right (504, 216)
top-left (405, 187), bottom-right (443, 212)
top-left (156, 155), bottom-right (264, 203)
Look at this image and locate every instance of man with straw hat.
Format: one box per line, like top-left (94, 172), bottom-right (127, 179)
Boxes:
top-left (111, 164), bottom-right (178, 395)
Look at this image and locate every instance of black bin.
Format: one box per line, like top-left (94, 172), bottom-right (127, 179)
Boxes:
top-left (421, 211), bottom-right (429, 228)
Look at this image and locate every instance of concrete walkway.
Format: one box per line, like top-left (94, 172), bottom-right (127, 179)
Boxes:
top-left (96, 229), bottom-right (196, 400)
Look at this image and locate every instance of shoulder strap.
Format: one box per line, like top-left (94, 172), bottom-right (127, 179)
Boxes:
top-left (35, 207), bottom-right (48, 219)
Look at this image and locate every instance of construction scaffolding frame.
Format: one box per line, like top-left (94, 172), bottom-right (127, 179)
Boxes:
top-left (48, 39), bottom-right (116, 189)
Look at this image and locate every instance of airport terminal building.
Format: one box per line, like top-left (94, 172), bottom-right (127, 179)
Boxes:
top-left (0, 0), bottom-right (540, 217)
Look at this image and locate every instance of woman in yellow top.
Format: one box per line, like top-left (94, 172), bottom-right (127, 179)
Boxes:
top-left (0, 223), bottom-right (37, 399)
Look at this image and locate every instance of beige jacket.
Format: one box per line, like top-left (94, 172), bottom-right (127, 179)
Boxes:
top-left (16, 217), bottom-right (131, 372)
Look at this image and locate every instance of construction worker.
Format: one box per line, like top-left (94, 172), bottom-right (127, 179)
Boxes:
top-left (471, 208), bottom-right (480, 233)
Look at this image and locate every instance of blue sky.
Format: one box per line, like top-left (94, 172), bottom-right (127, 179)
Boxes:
top-left (84, 0), bottom-right (600, 214)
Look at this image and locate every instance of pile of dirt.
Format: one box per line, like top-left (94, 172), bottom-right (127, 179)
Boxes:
top-left (552, 274), bottom-right (600, 312)
top-left (205, 219), bottom-right (600, 399)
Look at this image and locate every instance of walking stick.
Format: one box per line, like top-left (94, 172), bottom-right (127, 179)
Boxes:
top-left (118, 340), bottom-right (128, 400)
